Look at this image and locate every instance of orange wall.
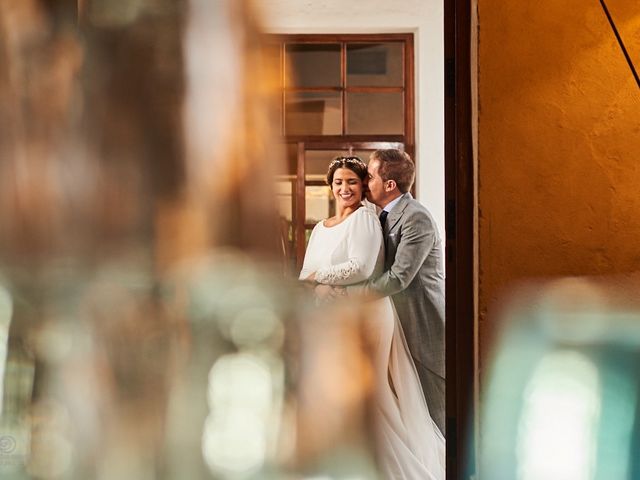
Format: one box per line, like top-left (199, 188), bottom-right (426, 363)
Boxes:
top-left (478, 0), bottom-right (640, 365)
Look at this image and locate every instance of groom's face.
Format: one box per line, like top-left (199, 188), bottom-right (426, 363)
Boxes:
top-left (366, 159), bottom-right (385, 207)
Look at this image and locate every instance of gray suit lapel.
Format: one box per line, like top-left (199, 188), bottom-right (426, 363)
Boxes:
top-left (386, 193), bottom-right (412, 233)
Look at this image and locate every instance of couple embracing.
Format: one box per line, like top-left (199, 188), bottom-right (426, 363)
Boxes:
top-left (300, 149), bottom-right (445, 479)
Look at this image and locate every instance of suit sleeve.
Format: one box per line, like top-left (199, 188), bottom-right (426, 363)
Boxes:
top-left (315, 210), bottom-right (382, 286)
top-left (359, 209), bottom-right (436, 297)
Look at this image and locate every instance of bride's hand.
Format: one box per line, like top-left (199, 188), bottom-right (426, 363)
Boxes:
top-left (305, 272), bottom-right (316, 282)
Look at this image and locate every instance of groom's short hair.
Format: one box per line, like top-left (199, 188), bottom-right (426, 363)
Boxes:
top-left (371, 149), bottom-right (415, 193)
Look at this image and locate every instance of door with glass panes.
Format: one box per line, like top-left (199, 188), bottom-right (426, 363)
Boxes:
top-left (266, 34), bottom-right (415, 270)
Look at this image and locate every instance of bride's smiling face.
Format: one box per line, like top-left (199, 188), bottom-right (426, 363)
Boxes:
top-left (332, 168), bottom-right (363, 209)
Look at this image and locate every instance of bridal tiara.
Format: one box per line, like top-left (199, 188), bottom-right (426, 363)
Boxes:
top-left (329, 156), bottom-right (365, 167)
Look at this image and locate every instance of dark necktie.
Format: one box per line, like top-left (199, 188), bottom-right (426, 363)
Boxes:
top-left (379, 210), bottom-right (389, 228)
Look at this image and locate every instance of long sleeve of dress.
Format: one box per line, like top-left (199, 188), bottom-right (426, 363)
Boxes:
top-left (315, 209), bottom-right (383, 286)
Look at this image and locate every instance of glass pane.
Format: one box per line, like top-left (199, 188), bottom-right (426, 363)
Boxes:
top-left (285, 92), bottom-right (341, 135)
top-left (274, 144), bottom-right (297, 261)
top-left (273, 143), bottom-right (297, 177)
top-left (347, 92), bottom-right (404, 134)
top-left (305, 185), bottom-right (333, 224)
top-left (347, 43), bottom-right (403, 87)
top-left (305, 150), bottom-right (375, 182)
top-left (275, 144), bottom-right (298, 222)
top-left (306, 150), bottom-right (343, 182)
top-left (275, 180), bottom-right (293, 222)
top-left (286, 44), bottom-right (341, 87)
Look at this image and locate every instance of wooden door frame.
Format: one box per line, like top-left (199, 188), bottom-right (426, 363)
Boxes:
top-left (277, 23), bottom-right (478, 478)
top-left (444, 0), bottom-right (476, 479)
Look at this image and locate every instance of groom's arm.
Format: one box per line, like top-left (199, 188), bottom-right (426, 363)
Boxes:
top-left (349, 210), bottom-right (436, 298)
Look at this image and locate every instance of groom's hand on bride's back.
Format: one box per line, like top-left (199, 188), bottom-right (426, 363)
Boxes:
top-left (345, 280), bottom-right (378, 299)
top-left (314, 284), bottom-right (346, 302)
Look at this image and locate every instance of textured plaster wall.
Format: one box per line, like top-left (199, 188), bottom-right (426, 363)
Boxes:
top-left (478, 0), bottom-right (640, 364)
top-left (256, 0), bottom-right (445, 234)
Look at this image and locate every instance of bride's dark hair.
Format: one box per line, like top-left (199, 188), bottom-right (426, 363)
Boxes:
top-left (326, 156), bottom-right (368, 185)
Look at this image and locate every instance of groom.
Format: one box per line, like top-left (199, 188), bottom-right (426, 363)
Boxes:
top-left (360, 149), bottom-right (445, 435)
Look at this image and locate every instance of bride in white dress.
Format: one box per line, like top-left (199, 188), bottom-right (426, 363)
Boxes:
top-left (299, 156), bottom-right (445, 480)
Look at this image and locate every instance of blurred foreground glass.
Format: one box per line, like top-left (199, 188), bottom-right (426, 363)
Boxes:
top-left (0, 0), bottom-right (382, 478)
top-left (481, 276), bottom-right (640, 480)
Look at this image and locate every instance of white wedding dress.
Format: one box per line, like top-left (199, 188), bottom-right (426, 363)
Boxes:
top-left (299, 206), bottom-right (445, 480)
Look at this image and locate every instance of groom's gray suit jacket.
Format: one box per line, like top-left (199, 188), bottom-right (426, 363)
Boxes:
top-left (359, 193), bottom-right (446, 434)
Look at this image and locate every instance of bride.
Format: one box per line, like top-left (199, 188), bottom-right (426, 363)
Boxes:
top-left (299, 156), bottom-right (445, 479)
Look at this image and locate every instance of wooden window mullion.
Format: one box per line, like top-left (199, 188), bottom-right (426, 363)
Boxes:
top-left (286, 87), bottom-right (343, 92)
top-left (295, 142), bottom-right (306, 270)
top-left (406, 39), bottom-right (415, 151)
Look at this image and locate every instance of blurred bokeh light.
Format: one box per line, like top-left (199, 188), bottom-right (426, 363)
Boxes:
top-left (481, 276), bottom-right (640, 480)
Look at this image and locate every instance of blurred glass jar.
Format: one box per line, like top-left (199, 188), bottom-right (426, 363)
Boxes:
top-left (481, 276), bottom-right (640, 480)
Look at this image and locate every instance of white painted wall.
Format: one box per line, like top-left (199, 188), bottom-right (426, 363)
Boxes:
top-left (256, 0), bottom-right (445, 235)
